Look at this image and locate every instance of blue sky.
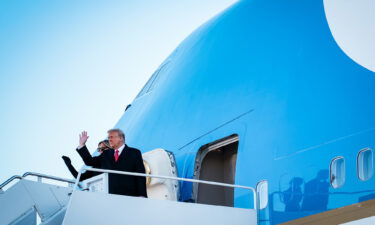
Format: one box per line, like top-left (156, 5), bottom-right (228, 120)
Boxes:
top-left (0, 0), bottom-right (236, 183)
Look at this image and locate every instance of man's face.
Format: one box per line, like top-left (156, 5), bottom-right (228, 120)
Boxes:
top-left (108, 132), bottom-right (124, 149)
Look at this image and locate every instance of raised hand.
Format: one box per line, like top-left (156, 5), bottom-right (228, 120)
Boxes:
top-left (79, 131), bottom-right (89, 148)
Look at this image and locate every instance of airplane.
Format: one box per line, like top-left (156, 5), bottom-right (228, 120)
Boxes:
top-left (1, 0), bottom-right (374, 224)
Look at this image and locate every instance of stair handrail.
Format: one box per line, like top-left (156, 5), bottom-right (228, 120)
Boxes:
top-left (0, 175), bottom-right (23, 193)
top-left (74, 167), bottom-right (258, 210)
top-left (0, 172), bottom-right (77, 193)
top-left (22, 172), bottom-right (76, 185)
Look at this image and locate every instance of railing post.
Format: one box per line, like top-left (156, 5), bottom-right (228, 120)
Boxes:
top-left (73, 171), bottom-right (83, 191)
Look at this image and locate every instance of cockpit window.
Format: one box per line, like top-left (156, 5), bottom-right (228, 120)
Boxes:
top-left (135, 61), bottom-right (170, 99)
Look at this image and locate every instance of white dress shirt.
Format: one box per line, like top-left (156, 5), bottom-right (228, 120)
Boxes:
top-left (115, 144), bottom-right (125, 156)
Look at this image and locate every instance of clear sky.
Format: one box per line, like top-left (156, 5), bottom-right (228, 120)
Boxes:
top-left (0, 0), bottom-right (237, 184)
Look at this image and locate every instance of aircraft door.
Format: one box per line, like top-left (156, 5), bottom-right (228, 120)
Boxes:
top-left (193, 134), bottom-right (239, 207)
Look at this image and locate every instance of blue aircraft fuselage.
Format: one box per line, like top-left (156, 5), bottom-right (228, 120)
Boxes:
top-left (115, 0), bottom-right (375, 224)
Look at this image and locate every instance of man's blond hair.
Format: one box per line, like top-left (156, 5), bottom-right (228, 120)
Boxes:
top-left (107, 128), bottom-right (125, 140)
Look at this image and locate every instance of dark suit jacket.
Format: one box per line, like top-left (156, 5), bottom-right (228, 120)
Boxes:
top-left (77, 145), bottom-right (147, 197)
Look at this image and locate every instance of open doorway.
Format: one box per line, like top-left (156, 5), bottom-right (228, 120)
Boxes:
top-left (193, 134), bottom-right (239, 207)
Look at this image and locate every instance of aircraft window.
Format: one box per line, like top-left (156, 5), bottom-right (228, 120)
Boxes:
top-left (330, 157), bottom-right (345, 188)
top-left (256, 180), bottom-right (268, 210)
top-left (357, 148), bottom-right (373, 181)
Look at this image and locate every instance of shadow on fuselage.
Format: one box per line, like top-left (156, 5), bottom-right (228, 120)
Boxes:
top-left (282, 177), bottom-right (303, 212)
top-left (270, 170), bottom-right (330, 224)
top-left (281, 170), bottom-right (329, 212)
top-left (300, 170), bottom-right (329, 211)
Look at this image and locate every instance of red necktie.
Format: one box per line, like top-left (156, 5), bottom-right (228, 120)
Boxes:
top-left (114, 149), bottom-right (119, 162)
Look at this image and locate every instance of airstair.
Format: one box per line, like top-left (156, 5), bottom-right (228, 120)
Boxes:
top-left (0, 171), bottom-right (257, 225)
top-left (0, 149), bottom-right (259, 225)
top-left (0, 173), bottom-right (74, 225)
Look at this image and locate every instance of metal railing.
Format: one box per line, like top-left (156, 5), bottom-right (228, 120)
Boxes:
top-left (22, 172), bottom-right (75, 185)
top-left (75, 167), bottom-right (258, 210)
top-left (0, 175), bottom-right (23, 193)
top-left (0, 172), bottom-right (76, 193)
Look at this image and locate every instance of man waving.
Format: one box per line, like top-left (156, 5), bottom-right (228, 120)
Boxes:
top-left (76, 129), bottom-right (147, 197)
